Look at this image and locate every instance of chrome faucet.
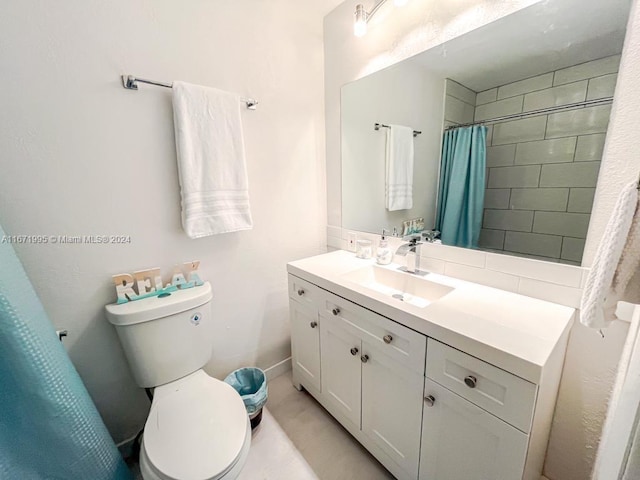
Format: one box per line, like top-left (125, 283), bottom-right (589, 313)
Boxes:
top-left (395, 238), bottom-right (425, 275)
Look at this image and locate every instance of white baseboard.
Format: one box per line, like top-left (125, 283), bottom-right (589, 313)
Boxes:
top-left (264, 357), bottom-right (292, 381)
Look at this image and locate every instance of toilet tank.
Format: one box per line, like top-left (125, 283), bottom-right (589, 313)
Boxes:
top-left (105, 282), bottom-right (213, 388)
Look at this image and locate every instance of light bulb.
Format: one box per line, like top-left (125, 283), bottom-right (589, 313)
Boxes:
top-left (394, 0), bottom-right (409, 5)
top-left (354, 4), bottom-right (368, 37)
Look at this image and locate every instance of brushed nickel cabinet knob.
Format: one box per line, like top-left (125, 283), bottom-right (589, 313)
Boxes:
top-left (350, 347), bottom-right (359, 356)
top-left (424, 395), bottom-right (435, 407)
top-left (361, 354), bottom-right (369, 363)
top-left (297, 289), bottom-right (305, 296)
top-left (383, 334), bottom-right (393, 344)
top-left (310, 321), bottom-right (318, 328)
top-left (332, 307), bottom-right (341, 316)
top-left (464, 375), bottom-right (478, 388)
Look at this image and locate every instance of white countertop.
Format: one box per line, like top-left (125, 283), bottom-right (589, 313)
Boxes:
top-left (287, 250), bottom-right (575, 383)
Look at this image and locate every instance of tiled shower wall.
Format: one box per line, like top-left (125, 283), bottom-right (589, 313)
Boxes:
top-left (443, 55), bottom-right (620, 264)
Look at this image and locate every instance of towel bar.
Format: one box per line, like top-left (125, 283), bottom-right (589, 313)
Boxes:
top-left (121, 75), bottom-right (258, 110)
top-left (374, 122), bottom-right (421, 137)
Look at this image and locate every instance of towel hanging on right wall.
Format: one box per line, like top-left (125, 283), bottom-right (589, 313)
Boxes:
top-left (580, 180), bottom-right (640, 329)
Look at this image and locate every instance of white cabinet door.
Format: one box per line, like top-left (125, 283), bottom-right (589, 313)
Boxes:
top-left (290, 300), bottom-right (321, 391)
top-left (320, 313), bottom-right (362, 428)
top-left (362, 341), bottom-right (424, 479)
top-left (420, 379), bottom-right (529, 480)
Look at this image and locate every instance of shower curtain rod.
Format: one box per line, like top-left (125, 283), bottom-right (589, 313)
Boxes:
top-left (446, 96), bottom-right (613, 130)
top-left (121, 75), bottom-right (258, 110)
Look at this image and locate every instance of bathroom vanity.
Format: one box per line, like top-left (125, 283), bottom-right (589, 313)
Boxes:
top-left (287, 250), bottom-right (574, 480)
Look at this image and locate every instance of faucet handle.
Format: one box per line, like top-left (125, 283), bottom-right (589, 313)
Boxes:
top-left (421, 230), bottom-right (440, 243)
top-left (404, 235), bottom-right (422, 246)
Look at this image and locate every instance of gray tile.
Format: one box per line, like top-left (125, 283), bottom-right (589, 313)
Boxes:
top-left (575, 134), bottom-right (606, 161)
top-left (561, 237), bottom-right (587, 262)
top-left (488, 165), bottom-right (541, 188)
top-left (446, 79), bottom-right (477, 105)
top-left (484, 188), bottom-right (511, 209)
top-left (492, 116), bottom-right (547, 145)
top-left (479, 228), bottom-right (505, 250)
top-left (554, 55), bottom-right (621, 86)
top-left (504, 231), bottom-right (562, 258)
top-left (487, 144), bottom-right (516, 167)
top-left (486, 124), bottom-right (494, 146)
top-left (497, 73), bottom-right (554, 100)
top-left (545, 105), bottom-right (611, 138)
top-left (533, 211), bottom-right (591, 237)
top-left (567, 188), bottom-right (596, 213)
top-left (539, 162), bottom-right (601, 188)
top-left (587, 73), bottom-right (618, 100)
top-left (483, 209), bottom-right (534, 232)
top-left (475, 96), bottom-right (523, 122)
top-left (445, 95), bottom-right (475, 124)
top-left (515, 137), bottom-right (577, 165)
top-left (510, 188), bottom-right (569, 211)
top-left (476, 88), bottom-right (497, 105)
top-left (523, 81), bottom-right (587, 112)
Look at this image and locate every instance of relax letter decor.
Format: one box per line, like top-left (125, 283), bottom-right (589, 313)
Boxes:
top-left (113, 261), bottom-right (204, 304)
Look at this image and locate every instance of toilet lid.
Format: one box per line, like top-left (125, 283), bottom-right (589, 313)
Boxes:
top-left (144, 371), bottom-right (249, 480)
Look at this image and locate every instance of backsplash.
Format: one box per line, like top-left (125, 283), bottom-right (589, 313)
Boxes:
top-left (327, 226), bottom-right (586, 309)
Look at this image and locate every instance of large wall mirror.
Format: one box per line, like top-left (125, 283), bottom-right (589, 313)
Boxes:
top-left (341, 0), bottom-right (632, 265)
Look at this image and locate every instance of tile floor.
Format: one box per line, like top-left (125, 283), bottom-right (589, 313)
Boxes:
top-left (239, 372), bottom-right (392, 480)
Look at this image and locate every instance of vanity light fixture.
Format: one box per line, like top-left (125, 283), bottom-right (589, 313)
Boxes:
top-left (354, 0), bottom-right (409, 37)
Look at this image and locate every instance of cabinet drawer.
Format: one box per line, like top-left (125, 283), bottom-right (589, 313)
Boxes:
top-left (426, 339), bottom-right (537, 433)
top-left (288, 275), bottom-right (321, 309)
top-left (322, 290), bottom-right (426, 374)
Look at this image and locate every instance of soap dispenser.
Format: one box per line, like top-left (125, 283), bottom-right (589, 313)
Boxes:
top-left (376, 229), bottom-right (392, 265)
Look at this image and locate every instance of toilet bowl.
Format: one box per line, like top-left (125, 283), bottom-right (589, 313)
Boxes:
top-left (139, 370), bottom-right (251, 480)
top-left (105, 283), bottom-right (250, 480)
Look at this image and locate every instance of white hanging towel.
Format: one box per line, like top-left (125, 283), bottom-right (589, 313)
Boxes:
top-left (580, 180), bottom-right (640, 329)
top-left (385, 125), bottom-right (414, 211)
top-left (172, 81), bottom-right (253, 238)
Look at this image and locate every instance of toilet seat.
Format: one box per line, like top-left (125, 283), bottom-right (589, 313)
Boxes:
top-left (140, 370), bottom-right (251, 480)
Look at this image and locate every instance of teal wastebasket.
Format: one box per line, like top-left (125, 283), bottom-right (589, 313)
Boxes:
top-left (224, 367), bottom-right (268, 429)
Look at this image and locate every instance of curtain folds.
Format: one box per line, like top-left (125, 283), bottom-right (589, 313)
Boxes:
top-left (0, 223), bottom-right (131, 480)
top-left (436, 125), bottom-right (487, 248)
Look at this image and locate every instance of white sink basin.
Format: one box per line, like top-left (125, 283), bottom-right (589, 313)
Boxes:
top-left (341, 265), bottom-right (454, 308)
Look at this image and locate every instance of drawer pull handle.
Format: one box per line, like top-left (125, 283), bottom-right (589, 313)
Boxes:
top-left (350, 347), bottom-right (359, 356)
top-left (310, 321), bottom-right (318, 329)
top-left (464, 375), bottom-right (478, 389)
top-left (332, 307), bottom-right (341, 316)
top-left (424, 395), bottom-right (436, 407)
top-left (297, 289), bottom-right (305, 296)
top-left (361, 354), bottom-right (369, 363)
top-left (383, 334), bottom-right (393, 344)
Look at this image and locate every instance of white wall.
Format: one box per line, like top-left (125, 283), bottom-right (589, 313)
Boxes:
top-left (0, 0), bottom-right (336, 443)
top-left (325, 1), bottom-right (640, 479)
top-left (342, 62), bottom-right (444, 234)
top-left (544, 2), bottom-right (640, 479)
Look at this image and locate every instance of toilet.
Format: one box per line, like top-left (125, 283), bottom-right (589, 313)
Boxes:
top-left (105, 282), bottom-right (251, 480)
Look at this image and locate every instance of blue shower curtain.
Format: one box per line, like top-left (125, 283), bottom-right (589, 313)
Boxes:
top-left (436, 125), bottom-right (487, 248)
top-left (0, 224), bottom-right (131, 479)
